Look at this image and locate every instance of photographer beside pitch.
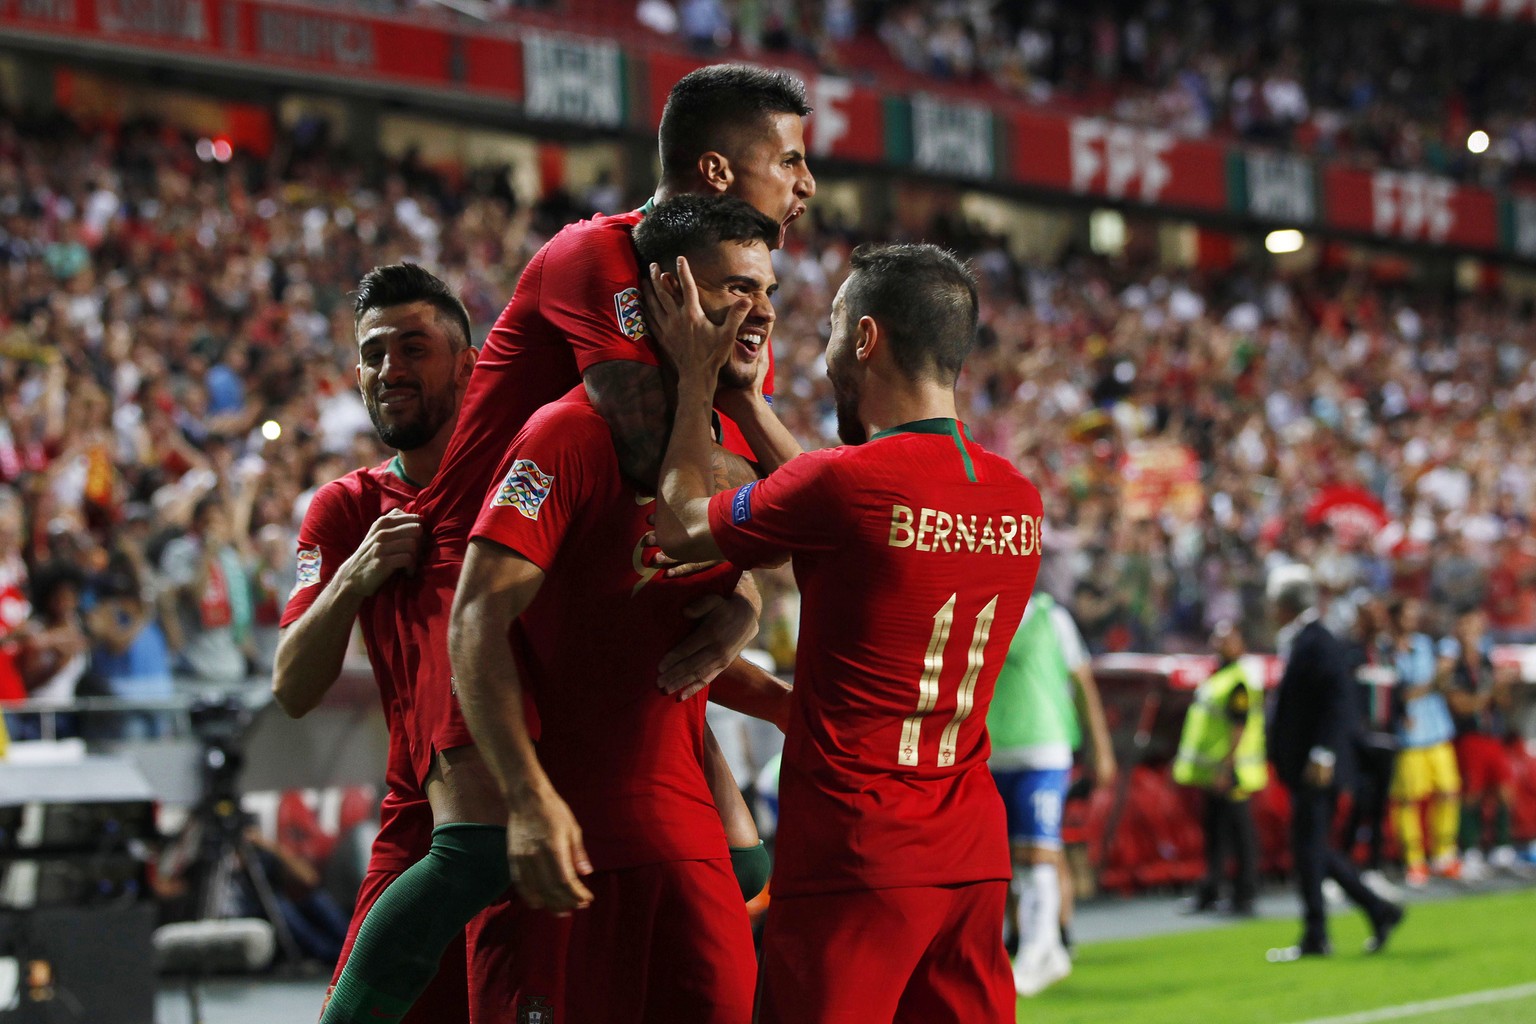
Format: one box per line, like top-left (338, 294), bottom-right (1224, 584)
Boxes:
top-left (647, 243), bottom-right (1042, 1022)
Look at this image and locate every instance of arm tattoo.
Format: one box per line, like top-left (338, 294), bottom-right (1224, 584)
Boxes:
top-left (712, 447), bottom-right (759, 491)
top-left (585, 360), bottom-right (669, 490)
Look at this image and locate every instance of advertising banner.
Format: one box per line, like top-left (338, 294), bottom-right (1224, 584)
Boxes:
top-left (1324, 166), bottom-right (1499, 249)
top-left (1237, 151), bottom-right (1318, 224)
top-left (0, 0), bottom-right (525, 101)
top-left (1010, 110), bottom-right (1227, 211)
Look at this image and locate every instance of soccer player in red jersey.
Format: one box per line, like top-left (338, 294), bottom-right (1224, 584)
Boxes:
top-left (273, 264), bottom-right (480, 1022)
top-left (279, 265), bottom-right (754, 1023)
top-left (649, 243), bottom-right (1043, 1023)
top-left (447, 196), bottom-right (792, 1024)
top-left (324, 68), bottom-right (813, 1023)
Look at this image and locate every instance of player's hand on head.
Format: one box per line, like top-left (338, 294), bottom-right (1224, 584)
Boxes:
top-left (505, 788), bottom-right (593, 915)
top-left (656, 589), bottom-right (760, 701)
top-left (341, 509), bottom-right (423, 596)
top-left (642, 258), bottom-right (750, 378)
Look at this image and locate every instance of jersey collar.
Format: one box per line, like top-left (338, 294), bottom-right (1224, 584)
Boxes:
top-left (388, 454), bottom-right (425, 490)
top-left (639, 197), bottom-right (656, 216)
top-left (869, 417), bottom-right (972, 441)
top-left (869, 418), bottom-right (977, 482)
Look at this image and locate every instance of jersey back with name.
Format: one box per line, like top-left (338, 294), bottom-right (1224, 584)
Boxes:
top-left (707, 421), bottom-right (1042, 895)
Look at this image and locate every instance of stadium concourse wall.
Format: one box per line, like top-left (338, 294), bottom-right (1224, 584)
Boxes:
top-left (7, 1), bottom-right (1536, 265)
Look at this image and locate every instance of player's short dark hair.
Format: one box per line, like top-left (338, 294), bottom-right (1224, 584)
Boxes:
top-left (632, 194), bottom-right (779, 271)
top-left (658, 65), bottom-right (811, 184)
top-left (353, 263), bottom-right (472, 350)
top-left (841, 243), bottom-right (978, 385)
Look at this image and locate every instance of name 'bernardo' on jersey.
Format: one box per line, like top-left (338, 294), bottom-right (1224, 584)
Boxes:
top-left (887, 504), bottom-right (1043, 556)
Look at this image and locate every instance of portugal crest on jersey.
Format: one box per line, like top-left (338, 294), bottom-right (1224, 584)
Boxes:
top-left (294, 548), bottom-right (322, 590)
top-left (492, 459), bottom-right (554, 520)
top-left (518, 995), bottom-right (554, 1024)
top-left (613, 286), bottom-right (648, 340)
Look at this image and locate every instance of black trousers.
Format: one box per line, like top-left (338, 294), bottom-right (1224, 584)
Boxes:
top-left (1341, 743), bottom-right (1397, 871)
top-left (1197, 791), bottom-right (1259, 908)
top-left (1290, 783), bottom-right (1391, 945)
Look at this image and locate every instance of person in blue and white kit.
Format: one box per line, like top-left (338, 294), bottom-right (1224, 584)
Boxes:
top-left (986, 590), bottom-right (1116, 997)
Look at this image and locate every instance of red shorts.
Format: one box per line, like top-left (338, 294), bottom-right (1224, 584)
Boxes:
top-left (388, 560), bottom-right (477, 787)
top-left (328, 865), bottom-right (469, 1024)
top-left (465, 895), bottom-right (571, 1024)
top-left (1456, 733), bottom-right (1515, 793)
top-left (564, 858), bottom-right (755, 1024)
top-left (757, 881), bottom-right (1013, 1024)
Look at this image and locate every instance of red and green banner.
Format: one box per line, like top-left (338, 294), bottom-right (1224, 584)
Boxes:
top-left (2, 0), bottom-right (1534, 261)
top-left (1323, 166), bottom-right (1499, 250)
top-left (1009, 110), bottom-right (1228, 212)
top-left (0, 0), bottom-right (526, 102)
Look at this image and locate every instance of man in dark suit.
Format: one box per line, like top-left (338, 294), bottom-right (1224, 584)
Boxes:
top-left (1266, 565), bottom-right (1405, 961)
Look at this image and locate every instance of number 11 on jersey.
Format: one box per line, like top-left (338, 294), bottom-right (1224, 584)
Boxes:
top-left (898, 594), bottom-right (999, 767)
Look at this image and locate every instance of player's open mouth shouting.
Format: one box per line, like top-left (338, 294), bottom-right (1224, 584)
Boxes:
top-left (778, 203), bottom-right (807, 248)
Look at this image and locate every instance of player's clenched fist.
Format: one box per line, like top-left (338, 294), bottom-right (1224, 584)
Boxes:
top-left (337, 508), bottom-right (422, 596)
top-left (505, 787), bottom-right (594, 914)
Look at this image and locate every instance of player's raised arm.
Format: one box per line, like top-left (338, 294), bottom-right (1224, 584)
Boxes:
top-left (273, 503), bottom-right (422, 718)
top-left (647, 256), bottom-right (751, 563)
top-left (449, 537), bottom-right (593, 914)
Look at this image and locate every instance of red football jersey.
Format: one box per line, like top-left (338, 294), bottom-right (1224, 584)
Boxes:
top-left (470, 392), bottom-right (740, 872)
top-left (412, 207), bottom-right (772, 564)
top-left (706, 419), bottom-right (1043, 896)
top-left (281, 459), bottom-right (429, 871)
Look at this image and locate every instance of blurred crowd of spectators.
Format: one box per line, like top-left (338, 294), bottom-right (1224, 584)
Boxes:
top-left (764, 218), bottom-right (1536, 660)
top-left (1, 107), bottom-right (1535, 733)
top-left (617, 0), bottom-right (1536, 184)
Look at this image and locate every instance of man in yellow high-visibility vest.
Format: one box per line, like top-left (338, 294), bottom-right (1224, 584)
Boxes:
top-left (1174, 621), bottom-right (1267, 916)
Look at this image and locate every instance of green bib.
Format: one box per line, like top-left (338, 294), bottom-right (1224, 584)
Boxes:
top-left (986, 595), bottom-right (1081, 751)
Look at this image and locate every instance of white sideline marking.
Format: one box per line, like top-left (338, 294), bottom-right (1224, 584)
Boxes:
top-left (1284, 982), bottom-right (1536, 1024)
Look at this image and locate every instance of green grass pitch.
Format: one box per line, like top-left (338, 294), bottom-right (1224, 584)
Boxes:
top-left (1020, 889), bottom-right (1536, 1024)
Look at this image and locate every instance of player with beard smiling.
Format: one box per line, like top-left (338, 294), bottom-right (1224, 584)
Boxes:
top-left (648, 243), bottom-right (1044, 1023)
top-left (275, 264), bottom-right (481, 1023)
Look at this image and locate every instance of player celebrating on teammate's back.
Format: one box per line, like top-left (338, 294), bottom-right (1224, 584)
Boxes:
top-left (648, 243), bottom-right (1044, 1023)
top-left (449, 194), bottom-right (792, 1024)
top-left (322, 66), bottom-right (814, 1023)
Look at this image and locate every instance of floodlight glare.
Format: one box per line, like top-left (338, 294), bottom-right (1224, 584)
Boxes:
top-left (1265, 229), bottom-right (1305, 254)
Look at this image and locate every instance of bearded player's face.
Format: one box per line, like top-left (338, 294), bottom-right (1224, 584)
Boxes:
top-left (683, 239), bottom-right (777, 390)
top-left (825, 280), bottom-right (866, 446)
top-left (356, 301), bottom-right (467, 452)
